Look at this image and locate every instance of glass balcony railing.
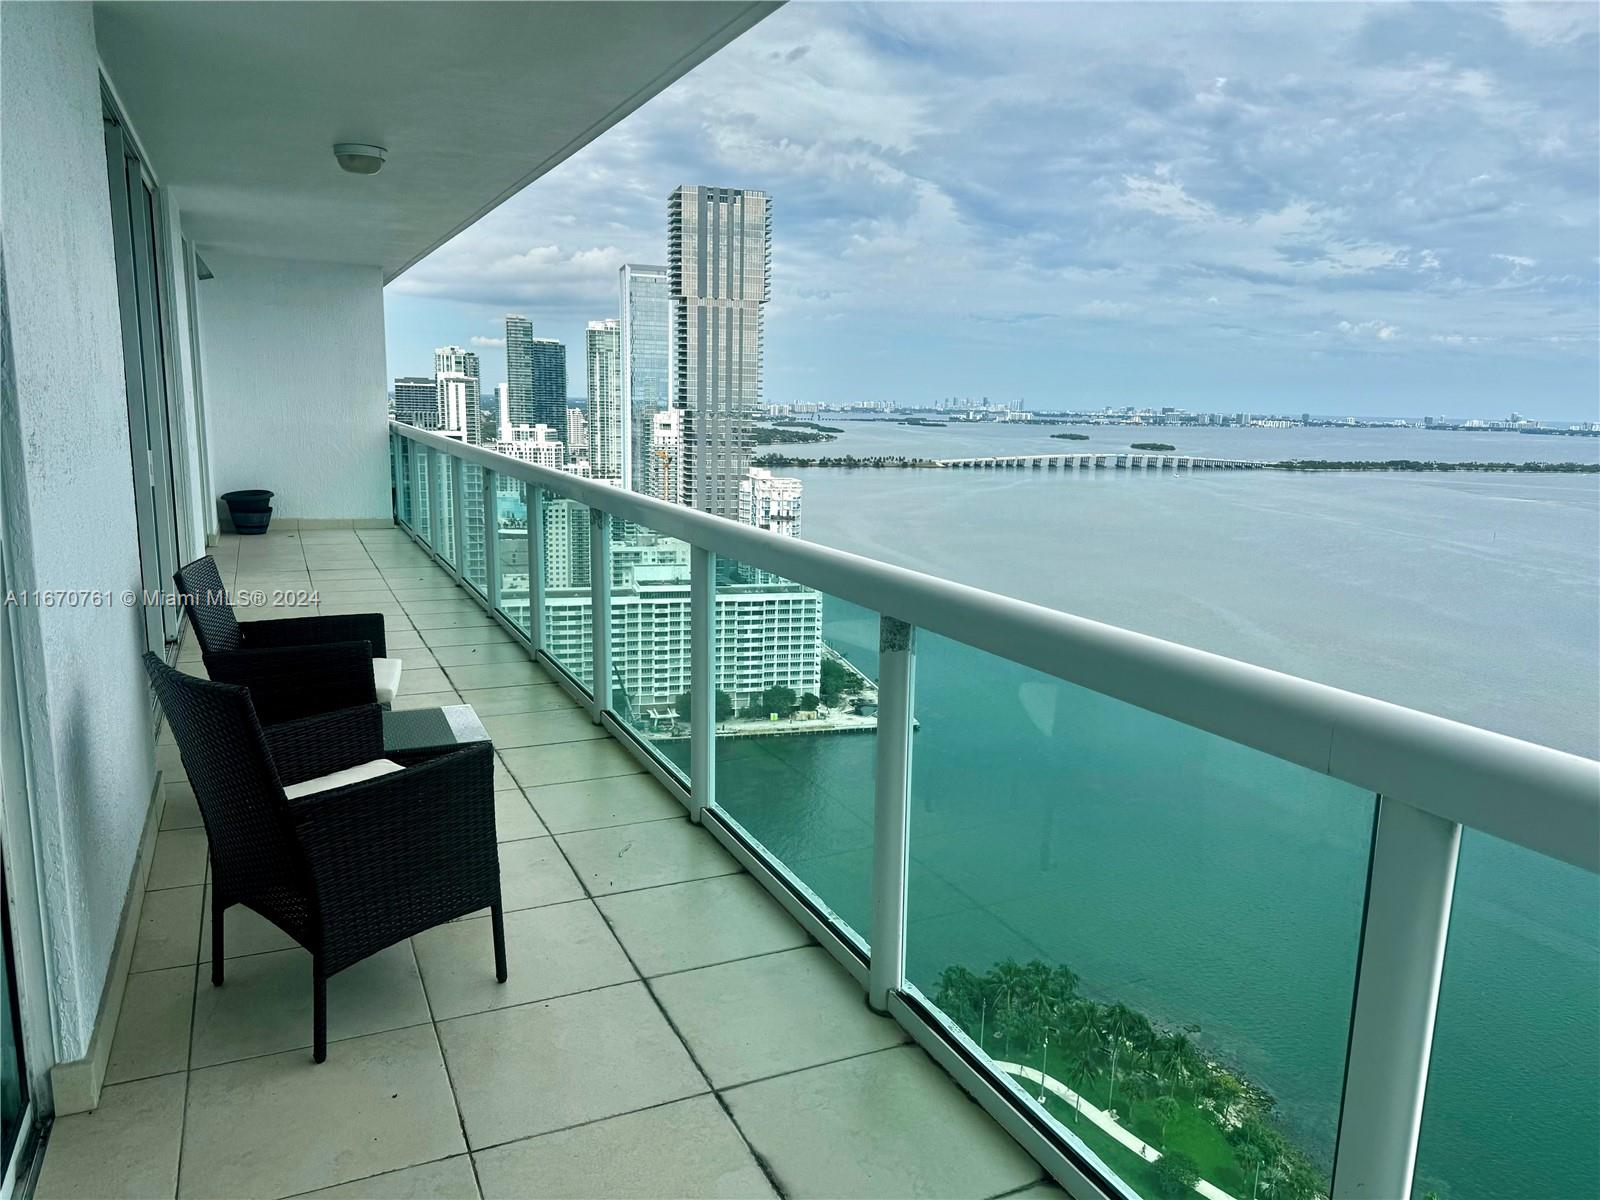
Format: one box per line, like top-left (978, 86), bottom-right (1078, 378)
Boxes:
top-left (387, 424), bottom-right (1600, 1200)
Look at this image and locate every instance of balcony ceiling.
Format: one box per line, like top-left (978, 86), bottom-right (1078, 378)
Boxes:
top-left (93, 1), bottom-right (778, 281)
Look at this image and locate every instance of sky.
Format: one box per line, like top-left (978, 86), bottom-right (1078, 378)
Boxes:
top-left (384, 1), bottom-right (1600, 422)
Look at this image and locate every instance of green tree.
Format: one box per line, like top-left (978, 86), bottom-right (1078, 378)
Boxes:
top-left (799, 692), bottom-right (820, 711)
top-left (672, 689), bottom-right (734, 722)
top-left (819, 657), bottom-right (864, 704)
top-left (744, 684), bottom-right (798, 718)
top-left (1152, 1151), bottom-right (1200, 1199)
top-left (1151, 1095), bottom-right (1181, 1149)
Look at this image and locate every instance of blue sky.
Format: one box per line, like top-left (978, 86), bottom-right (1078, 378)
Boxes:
top-left (385, 1), bottom-right (1599, 421)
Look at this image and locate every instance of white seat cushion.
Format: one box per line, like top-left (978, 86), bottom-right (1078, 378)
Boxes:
top-left (284, 757), bottom-right (404, 800)
top-left (372, 657), bottom-right (403, 706)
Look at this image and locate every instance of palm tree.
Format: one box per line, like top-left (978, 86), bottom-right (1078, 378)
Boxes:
top-left (1101, 1002), bottom-right (1144, 1105)
top-left (1151, 1095), bottom-right (1180, 1149)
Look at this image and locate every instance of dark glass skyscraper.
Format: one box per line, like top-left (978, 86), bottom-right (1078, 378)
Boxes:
top-left (668, 185), bottom-right (769, 519)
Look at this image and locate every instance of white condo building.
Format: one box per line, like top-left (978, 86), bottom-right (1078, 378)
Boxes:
top-left (436, 371), bottom-right (480, 444)
top-left (586, 319), bottom-right (623, 483)
top-left (495, 424), bottom-right (563, 469)
top-left (619, 264), bottom-right (670, 494)
top-left (739, 467), bottom-right (802, 538)
top-left (668, 185), bottom-right (770, 519)
top-left (565, 405), bottom-right (589, 465)
top-left (646, 408), bottom-right (685, 505)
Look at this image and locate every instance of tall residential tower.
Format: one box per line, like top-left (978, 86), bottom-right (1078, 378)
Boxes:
top-left (586, 319), bottom-right (622, 483)
top-left (504, 315), bottom-right (535, 425)
top-left (618, 264), bottom-right (670, 494)
top-left (668, 185), bottom-right (770, 518)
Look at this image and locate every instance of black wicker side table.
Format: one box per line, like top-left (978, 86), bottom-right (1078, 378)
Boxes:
top-left (382, 705), bottom-right (491, 755)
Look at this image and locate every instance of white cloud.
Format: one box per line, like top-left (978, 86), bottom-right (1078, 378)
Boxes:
top-left (470, 335), bottom-right (504, 348)
top-left (1498, 2), bottom-right (1599, 46)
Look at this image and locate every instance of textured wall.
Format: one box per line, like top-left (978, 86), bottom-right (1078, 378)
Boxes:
top-left (0, 2), bottom-right (156, 1059)
top-left (199, 253), bottom-right (389, 521)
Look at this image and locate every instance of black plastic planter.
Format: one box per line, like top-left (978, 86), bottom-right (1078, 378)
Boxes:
top-left (222, 489), bottom-right (274, 535)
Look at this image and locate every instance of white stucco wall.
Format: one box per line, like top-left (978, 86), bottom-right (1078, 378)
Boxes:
top-left (199, 252), bottom-right (389, 522)
top-left (0, 2), bottom-right (157, 1059)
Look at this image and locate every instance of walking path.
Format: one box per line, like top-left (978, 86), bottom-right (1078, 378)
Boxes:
top-left (993, 1062), bottom-right (1238, 1200)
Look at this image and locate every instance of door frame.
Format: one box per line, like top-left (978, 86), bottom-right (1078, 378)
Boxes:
top-left (0, 246), bottom-right (59, 1195)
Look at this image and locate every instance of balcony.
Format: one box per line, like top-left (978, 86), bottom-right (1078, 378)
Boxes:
top-left (34, 526), bottom-right (1051, 1199)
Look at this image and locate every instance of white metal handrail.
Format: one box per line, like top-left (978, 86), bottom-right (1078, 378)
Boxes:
top-left (393, 421), bottom-right (1596, 1200)
top-left (392, 421), bottom-right (1599, 871)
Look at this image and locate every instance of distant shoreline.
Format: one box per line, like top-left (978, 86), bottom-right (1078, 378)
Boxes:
top-left (753, 453), bottom-right (1598, 474)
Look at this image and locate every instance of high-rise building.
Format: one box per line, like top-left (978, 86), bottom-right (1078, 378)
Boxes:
top-left (529, 338), bottom-right (567, 430)
top-left (393, 376), bottom-right (441, 429)
top-left (646, 408), bottom-right (684, 505)
top-left (437, 372), bottom-right (480, 444)
top-left (586, 319), bottom-right (623, 482)
top-left (504, 315), bottom-right (534, 425)
top-left (496, 382), bottom-right (512, 433)
top-left (619, 264), bottom-right (670, 494)
top-left (494, 424), bottom-right (564, 470)
top-left (739, 468), bottom-right (802, 538)
top-left (434, 345), bottom-right (479, 380)
top-left (565, 405), bottom-right (589, 465)
top-left (668, 185), bottom-right (770, 518)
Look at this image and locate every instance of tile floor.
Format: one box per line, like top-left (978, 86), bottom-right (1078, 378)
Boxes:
top-left (36, 527), bottom-right (1055, 1200)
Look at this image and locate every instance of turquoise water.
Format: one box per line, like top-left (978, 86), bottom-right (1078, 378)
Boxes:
top-left (703, 425), bottom-right (1600, 1200)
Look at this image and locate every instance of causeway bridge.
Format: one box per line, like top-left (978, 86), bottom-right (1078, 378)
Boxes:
top-left (934, 453), bottom-right (1269, 472)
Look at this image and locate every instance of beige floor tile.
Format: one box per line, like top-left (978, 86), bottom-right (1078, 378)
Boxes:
top-left (200, 889), bottom-right (300, 961)
top-left (437, 982), bottom-right (705, 1149)
top-left (654, 946), bottom-right (904, 1087)
top-left (130, 885), bottom-right (203, 972)
top-left (386, 628), bottom-right (428, 650)
top-left (429, 642), bottom-right (538, 668)
top-left (180, 1024), bottom-right (465, 1199)
top-left (493, 836), bottom-right (584, 913)
top-left (147, 828), bottom-right (207, 890)
top-left (400, 598), bottom-right (482, 615)
top-left (36, 1073), bottom-right (186, 1200)
top-left (293, 1156), bottom-right (480, 1199)
top-left (394, 647), bottom-right (440, 671)
top-left (725, 1045), bottom-right (1045, 1199)
top-left (192, 943), bottom-right (431, 1067)
top-left (414, 900), bottom-right (634, 1020)
top-left (596, 874), bottom-right (810, 977)
top-left (473, 1095), bottom-right (773, 1200)
top-left (399, 666), bottom-right (451, 693)
top-left (556, 817), bottom-right (738, 896)
top-left (499, 740), bottom-right (643, 790)
top-left (419, 624), bottom-right (515, 648)
top-left (478, 708), bottom-right (606, 749)
top-left (105, 966), bottom-right (194, 1084)
top-left (410, 611), bottom-right (501, 631)
top-left (160, 782), bottom-right (202, 830)
top-left (494, 789), bottom-right (547, 842)
top-left (392, 689), bottom-right (464, 711)
top-left (445, 661), bottom-right (548, 690)
top-left (524, 773), bottom-right (683, 835)
top-left (457, 684), bottom-right (576, 716)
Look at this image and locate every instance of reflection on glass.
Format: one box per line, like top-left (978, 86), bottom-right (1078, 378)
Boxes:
top-left (413, 446), bottom-right (431, 545)
top-left (1414, 833), bottom-right (1600, 1200)
top-left (2, 881), bottom-right (29, 1175)
top-left (461, 463), bottom-right (487, 594)
top-left (435, 454), bottom-right (457, 566)
top-left (908, 634), bottom-right (1371, 1200)
top-left (540, 497), bottom-right (594, 691)
top-left (393, 436), bottom-right (412, 526)
top-left (494, 476), bottom-right (531, 637)
top-left (606, 521), bottom-right (692, 779)
top-left (706, 560), bottom-right (878, 937)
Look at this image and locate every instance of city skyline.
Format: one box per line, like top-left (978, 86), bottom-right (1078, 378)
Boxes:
top-left (384, 2), bottom-right (1598, 422)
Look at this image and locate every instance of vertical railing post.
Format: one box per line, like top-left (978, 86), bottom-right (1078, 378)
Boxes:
top-left (483, 468), bottom-right (500, 610)
top-left (589, 508), bottom-right (611, 720)
top-left (388, 431), bottom-right (402, 525)
top-left (528, 486), bottom-right (545, 654)
top-left (870, 616), bottom-right (916, 1012)
top-left (688, 546), bottom-right (716, 824)
top-left (450, 452), bottom-right (467, 575)
top-left (1332, 798), bottom-right (1460, 1199)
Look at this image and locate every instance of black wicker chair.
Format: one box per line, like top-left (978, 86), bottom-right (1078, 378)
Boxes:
top-left (174, 554), bottom-right (403, 724)
top-left (144, 654), bottom-right (506, 1062)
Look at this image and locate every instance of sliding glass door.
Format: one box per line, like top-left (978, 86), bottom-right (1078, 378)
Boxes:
top-left (104, 102), bottom-right (183, 653)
